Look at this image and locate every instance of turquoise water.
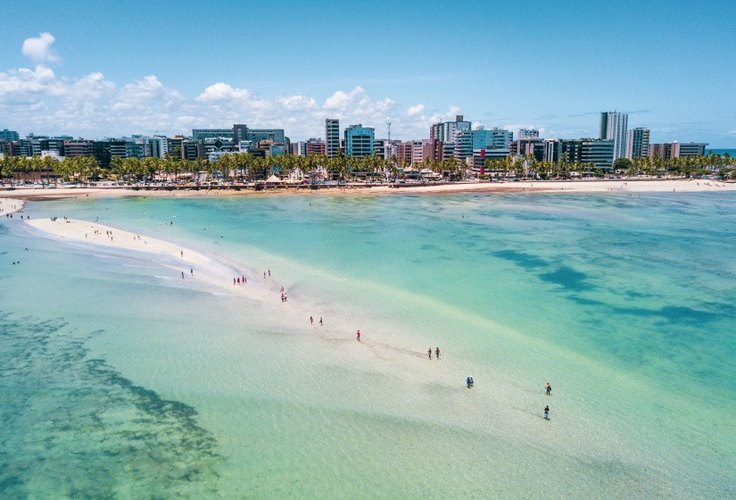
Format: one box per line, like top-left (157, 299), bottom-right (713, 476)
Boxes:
top-left (2, 191), bottom-right (734, 497)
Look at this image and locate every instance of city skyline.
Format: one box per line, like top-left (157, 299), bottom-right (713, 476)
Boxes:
top-left (1, 0), bottom-right (734, 146)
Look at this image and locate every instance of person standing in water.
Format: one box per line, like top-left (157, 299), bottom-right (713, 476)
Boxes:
top-left (309, 316), bottom-right (314, 325)
top-left (356, 329), bottom-right (361, 341)
top-left (544, 405), bottom-right (550, 420)
top-left (428, 348), bottom-right (432, 360)
top-left (435, 347), bottom-right (441, 360)
top-left (546, 382), bottom-right (552, 395)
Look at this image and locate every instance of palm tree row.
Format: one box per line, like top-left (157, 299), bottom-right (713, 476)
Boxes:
top-left (2, 151), bottom-right (735, 185)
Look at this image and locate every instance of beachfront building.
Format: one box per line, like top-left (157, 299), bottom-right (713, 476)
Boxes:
top-left (472, 148), bottom-right (510, 172)
top-left (233, 124), bottom-right (249, 144)
top-left (518, 128), bottom-right (540, 140)
top-left (430, 115), bottom-right (472, 144)
top-left (344, 124), bottom-right (374, 158)
top-left (582, 139), bottom-right (615, 170)
top-left (649, 142), bottom-right (708, 160)
top-left (675, 143), bottom-right (708, 157)
top-left (305, 138), bottom-right (325, 156)
top-left (422, 139), bottom-right (443, 163)
top-left (374, 139), bottom-right (400, 161)
top-left (475, 127), bottom-right (513, 150)
top-left (600, 111), bottom-right (628, 161)
top-left (192, 129), bottom-right (232, 141)
top-left (325, 119), bottom-right (340, 158)
top-left (291, 141), bottom-right (307, 156)
top-left (0, 129), bottom-right (20, 141)
top-left (373, 139), bottom-right (386, 159)
top-left (147, 136), bottom-right (169, 158)
top-left (455, 131), bottom-right (474, 160)
top-left (626, 127), bottom-right (650, 159)
top-left (63, 140), bottom-right (93, 157)
top-left (544, 139), bottom-right (563, 163)
top-left (512, 137), bottom-right (545, 161)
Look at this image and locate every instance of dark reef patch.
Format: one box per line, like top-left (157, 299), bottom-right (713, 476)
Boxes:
top-left (0, 312), bottom-right (222, 498)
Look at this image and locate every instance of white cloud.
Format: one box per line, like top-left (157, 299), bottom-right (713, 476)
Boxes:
top-left (196, 82), bottom-right (250, 102)
top-left (112, 75), bottom-right (180, 111)
top-left (70, 72), bottom-right (115, 100)
top-left (407, 104), bottom-right (425, 117)
top-left (22, 32), bottom-right (58, 63)
top-left (278, 94), bottom-right (317, 111)
top-left (0, 65), bottom-right (65, 97)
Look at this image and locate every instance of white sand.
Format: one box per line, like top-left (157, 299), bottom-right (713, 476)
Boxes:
top-left (27, 217), bottom-right (211, 265)
top-left (367, 178), bottom-right (736, 195)
top-left (1, 178), bottom-right (734, 202)
top-left (0, 197), bottom-right (25, 215)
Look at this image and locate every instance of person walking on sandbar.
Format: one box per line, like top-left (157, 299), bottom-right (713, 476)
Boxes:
top-left (435, 347), bottom-right (441, 360)
top-left (356, 329), bottom-right (361, 342)
top-left (544, 405), bottom-right (550, 420)
top-left (428, 348), bottom-right (432, 360)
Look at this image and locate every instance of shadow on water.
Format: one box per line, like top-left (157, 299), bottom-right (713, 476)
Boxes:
top-left (0, 312), bottom-right (222, 498)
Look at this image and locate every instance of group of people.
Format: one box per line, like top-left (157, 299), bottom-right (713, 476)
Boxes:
top-left (280, 286), bottom-right (288, 302)
top-left (427, 347), bottom-right (441, 360)
top-left (309, 316), bottom-right (323, 326)
top-left (233, 275), bottom-right (247, 285)
top-left (544, 382), bottom-right (552, 420)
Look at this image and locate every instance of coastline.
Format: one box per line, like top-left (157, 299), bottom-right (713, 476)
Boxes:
top-left (1, 178), bottom-right (734, 202)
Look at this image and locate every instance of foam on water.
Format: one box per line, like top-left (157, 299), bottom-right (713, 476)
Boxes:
top-left (1, 191), bottom-right (734, 497)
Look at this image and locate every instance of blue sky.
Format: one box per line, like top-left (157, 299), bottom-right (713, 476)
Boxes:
top-left (1, 0), bottom-right (734, 145)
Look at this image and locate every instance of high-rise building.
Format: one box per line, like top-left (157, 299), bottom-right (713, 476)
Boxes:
top-left (543, 139), bottom-right (562, 163)
top-left (232, 124), bottom-right (249, 143)
top-left (625, 127), bottom-right (650, 159)
top-left (306, 138), bottom-right (325, 156)
top-left (63, 140), bottom-right (93, 157)
top-left (344, 124), bottom-right (374, 158)
top-left (455, 131), bottom-right (474, 160)
top-left (291, 141), bottom-right (307, 156)
top-left (422, 139), bottom-right (443, 163)
top-left (518, 128), bottom-right (540, 140)
top-left (0, 129), bottom-right (20, 141)
top-left (147, 136), bottom-right (169, 158)
top-left (325, 119), bottom-right (340, 158)
top-left (600, 112), bottom-right (628, 161)
top-left (410, 140), bottom-right (424, 165)
top-left (650, 142), bottom-right (708, 160)
top-left (512, 138), bottom-right (545, 160)
top-left (192, 129), bottom-right (233, 141)
top-left (582, 139), bottom-right (614, 170)
top-left (430, 115), bottom-right (471, 144)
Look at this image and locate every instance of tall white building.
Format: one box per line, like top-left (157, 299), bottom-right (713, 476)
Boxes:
top-left (600, 112), bottom-right (628, 161)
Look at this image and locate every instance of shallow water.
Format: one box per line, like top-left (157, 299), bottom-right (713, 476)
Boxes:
top-left (1, 191), bottom-right (734, 497)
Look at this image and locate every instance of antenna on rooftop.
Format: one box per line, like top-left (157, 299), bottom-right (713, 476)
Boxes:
top-left (386, 120), bottom-right (391, 142)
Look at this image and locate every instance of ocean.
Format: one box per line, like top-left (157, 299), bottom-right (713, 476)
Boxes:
top-left (2, 191), bottom-right (734, 497)
top-left (706, 148), bottom-right (736, 156)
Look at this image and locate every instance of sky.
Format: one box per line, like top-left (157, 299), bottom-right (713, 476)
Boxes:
top-left (1, 0), bottom-right (735, 145)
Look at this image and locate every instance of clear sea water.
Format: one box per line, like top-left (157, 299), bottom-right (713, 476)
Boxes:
top-left (1, 191), bottom-right (734, 498)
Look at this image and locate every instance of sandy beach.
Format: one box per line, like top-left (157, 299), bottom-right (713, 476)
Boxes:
top-left (0, 197), bottom-right (25, 215)
top-left (1, 178), bottom-right (734, 202)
